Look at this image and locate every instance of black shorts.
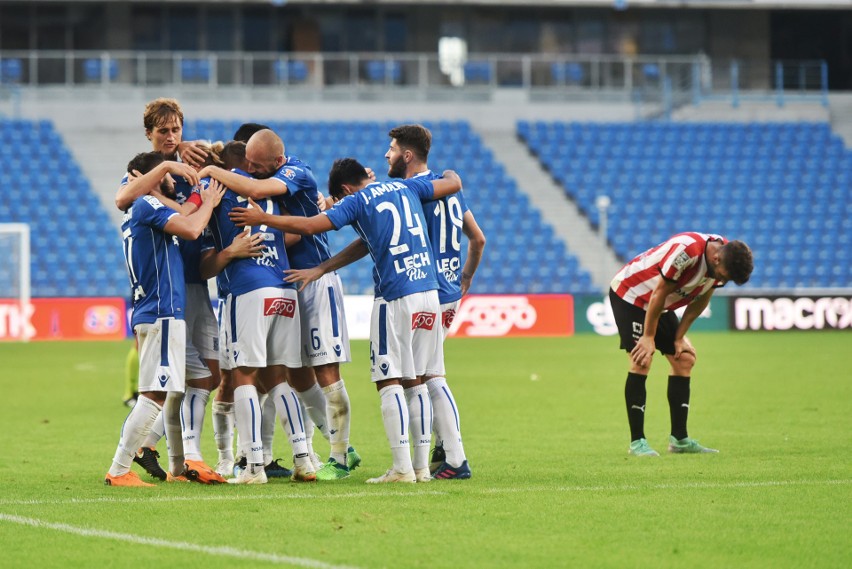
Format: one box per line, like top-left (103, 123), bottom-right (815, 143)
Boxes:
top-left (609, 288), bottom-right (679, 355)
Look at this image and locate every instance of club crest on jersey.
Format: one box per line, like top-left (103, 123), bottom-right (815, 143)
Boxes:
top-left (412, 312), bottom-right (436, 330)
top-left (264, 297), bottom-right (296, 317)
top-left (442, 308), bottom-right (456, 329)
top-left (282, 168), bottom-right (296, 180)
top-left (673, 250), bottom-right (691, 271)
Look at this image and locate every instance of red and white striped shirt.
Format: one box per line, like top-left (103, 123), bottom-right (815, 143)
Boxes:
top-left (611, 232), bottom-right (727, 311)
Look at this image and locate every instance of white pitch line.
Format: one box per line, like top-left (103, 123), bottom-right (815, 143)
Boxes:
top-left (0, 513), bottom-right (358, 569)
top-left (0, 479), bottom-right (848, 508)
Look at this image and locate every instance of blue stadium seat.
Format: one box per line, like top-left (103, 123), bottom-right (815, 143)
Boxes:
top-left (83, 58), bottom-right (118, 82)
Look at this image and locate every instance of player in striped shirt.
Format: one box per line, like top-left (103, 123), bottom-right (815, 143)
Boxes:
top-left (609, 232), bottom-right (753, 457)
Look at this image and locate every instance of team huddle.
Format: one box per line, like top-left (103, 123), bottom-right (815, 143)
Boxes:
top-left (105, 98), bottom-right (486, 486)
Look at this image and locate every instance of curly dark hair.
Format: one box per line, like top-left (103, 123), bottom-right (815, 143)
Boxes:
top-left (388, 124), bottom-right (431, 162)
top-left (721, 240), bottom-right (753, 285)
top-left (327, 158), bottom-right (369, 200)
top-left (126, 151), bottom-right (164, 175)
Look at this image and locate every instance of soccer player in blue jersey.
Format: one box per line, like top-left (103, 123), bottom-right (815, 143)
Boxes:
top-left (198, 129), bottom-right (360, 481)
top-left (230, 158), bottom-right (462, 483)
top-left (105, 152), bottom-right (223, 487)
top-left (205, 153), bottom-right (315, 484)
top-left (285, 125), bottom-right (484, 480)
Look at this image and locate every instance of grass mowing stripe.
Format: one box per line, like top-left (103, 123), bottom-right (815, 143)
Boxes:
top-left (0, 513), bottom-right (359, 569)
top-left (2, 479), bottom-right (848, 507)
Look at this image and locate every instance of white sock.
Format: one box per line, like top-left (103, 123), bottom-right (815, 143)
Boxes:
top-left (212, 401), bottom-right (235, 463)
top-left (261, 393), bottom-right (276, 465)
top-left (405, 385), bottom-right (432, 470)
top-left (181, 387), bottom-right (210, 461)
top-left (108, 396), bottom-right (161, 476)
top-left (379, 385), bottom-right (411, 473)
top-left (268, 382), bottom-right (310, 466)
top-left (426, 377), bottom-right (466, 467)
top-left (163, 391), bottom-right (186, 476)
top-left (142, 411), bottom-right (164, 449)
top-left (298, 383), bottom-right (330, 442)
top-left (302, 404), bottom-right (317, 463)
top-left (323, 379), bottom-right (350, 464)
top-left (234, 384), bottom-right (263, 467)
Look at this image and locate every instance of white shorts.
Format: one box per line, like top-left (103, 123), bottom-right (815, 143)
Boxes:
top-left (228, 286), bottom-right (302, 369)
top-left (185, 283), bottom-right (219, 360)
top-left (217, 295), bottom-right (232, 371)
top-left (370, 290), bottom-right (444, 382)
top-left (135, 317), bottom-right (186, 393)
top-left (298, 272), bottom-right (351, 367)
top-left (440, 300), bottom-right (460, 341)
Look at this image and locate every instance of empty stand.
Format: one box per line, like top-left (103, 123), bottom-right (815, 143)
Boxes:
top-left (519, 120), bottom-right (852, 289)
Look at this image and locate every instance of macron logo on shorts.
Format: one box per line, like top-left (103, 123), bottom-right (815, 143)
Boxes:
top-left (264, 297), bottom-right (296, 318)
top-left (411, 312), bottom-right (437, 330)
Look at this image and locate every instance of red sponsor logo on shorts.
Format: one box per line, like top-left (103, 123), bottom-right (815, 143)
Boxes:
top-left (411, 312), bottom-right (436, 330)
top-left (442, 308), bottom-right (456, 329)
top-left (264, 297), bottom-right (296, 317)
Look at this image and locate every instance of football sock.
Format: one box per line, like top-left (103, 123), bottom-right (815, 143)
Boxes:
top-left (426, 377), bottom-right (466, 467)
top-left (211, 401), bottom-right (235, 463)
top-left (298, 382), bottom-right (331, 442)
top-left (268, 382), bottom-right (310, 464)
top-left (181, 387), bottom-right (210, 461)
top-left (260, 393), bottom-right (276, 465)
top-left (668, 375), bottom-right (691, 440)
top-left (123, 344), bottom-right (139, 402)
top-left (234, 384), bottom-right (264, 468)
top-left (302, 403), bottom-right (317, 463)
top-left (142, 410), bottom-right (164, 449)
top-left (379, 385), bottom-right (412, 473)
top-left (323, 379), bottom-right (351, 465)
top-left (405, 384), bottom-right (432, 470)
top-left (109, 396), bottom-right (161, 477)
top-left (163, 391), bottom-right (186, 476)
top-left (625, 372), bottom-right (648, 442)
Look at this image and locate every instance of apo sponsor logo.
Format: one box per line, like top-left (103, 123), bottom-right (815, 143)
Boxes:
top-left (411, 312), bottom-right (437, 331)
top-left (734, 296), bottom-right (852, 331)
top-left (264, 297), bottom-right (296, 318)
top-left (449, 296), bottom-right (537, 337)
top-left (84, 305), bottom-right (123, 334)
top-left (442, 308), bottom-right (456, 329)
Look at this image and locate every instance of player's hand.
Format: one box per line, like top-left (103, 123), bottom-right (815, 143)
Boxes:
top-left (127, 169), bottom-right (141, 182)
top-left (283, 267), bottom-right (324, 292)
top-left (442, 169), bottom-right (460, 184)
top-left (365, 166), bottom-right (377, 182)
top-left (673, 337), bottom-right (696, 360)
top-left (200, 178), bottom-right (225, 207)
top-left (178, 141), bottom-right (208, 169)
top-left (166, 161), bottom-right (200, 187)
top-left (316, 191), bottom-right (330, 212)
top-left (229, 197), bottom-right (265, 227)
top-left (630, 336), bottom-right (655, 368)
top-left (460, 273), bottom-right (473, 297)
top-left (227, 231), bottom-right (265, 259)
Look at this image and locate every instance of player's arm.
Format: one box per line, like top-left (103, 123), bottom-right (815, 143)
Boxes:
top-left (430, 170), bottom-right (462, 199)
top-left (229, 197), bottom-right (332, 235)
top-left (672, 289), bottom-right (713, 359)
top-left (115, 161), bottom-right (199, 211)
top-left (198, 231), bottom-right (265, 280)
top-left (284, 238), bottom-right (369, 291)
top-left (631, 276), bottom-right (680, 368)
top-left (197, 165), bottom-right (288, 199)
top-left (460, 210), bottom-right (486, 296)
top-left (164, 180), bottom-right (225, 240)
top-left (149, 187), bottom-right (198, 216)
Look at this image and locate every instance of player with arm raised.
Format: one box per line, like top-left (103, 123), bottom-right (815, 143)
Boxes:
top-left (199, 129), bottom-right (360, 481)
top-left (230, 158), bottom-right (461, 483)
top-left (105, 152), bottom-right (223, 486)
top-left (610, 233), bottom-right (753, 457)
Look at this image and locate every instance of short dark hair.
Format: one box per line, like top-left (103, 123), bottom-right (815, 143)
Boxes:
top-left (327, 158), bottom-right (369, 200)
top-left (722, 240), bottom-right (753, 285)
top-left (233, 122), bottom-right (271, 143)
top-left (388, 124), bottom-right (431, 162)
top-left (221, 141), bottom-right (246, 170)
top-left (127, 151), bottom-right (164, 176)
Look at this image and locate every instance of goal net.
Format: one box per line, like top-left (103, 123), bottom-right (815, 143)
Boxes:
top-left (0, 223), bottom-right (32, 341)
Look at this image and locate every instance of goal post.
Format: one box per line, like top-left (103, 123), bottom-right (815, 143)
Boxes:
top-left (0, 223), bottom-right (32, 341)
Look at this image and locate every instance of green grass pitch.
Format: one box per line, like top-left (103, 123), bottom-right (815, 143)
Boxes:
top-left (1, 332), bottom-right (849, 568)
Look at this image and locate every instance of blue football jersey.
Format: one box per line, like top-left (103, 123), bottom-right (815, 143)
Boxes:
top-left (206, 173), bottom-right (295, 297)
top-left (324, 177), bottom-right (438, 302)
top-left (121, 195), bottom-right (186, 327)
top-left (416, 171), bottom-right (470, 304)
top-left (271, 156), bottom-right (332, 270)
